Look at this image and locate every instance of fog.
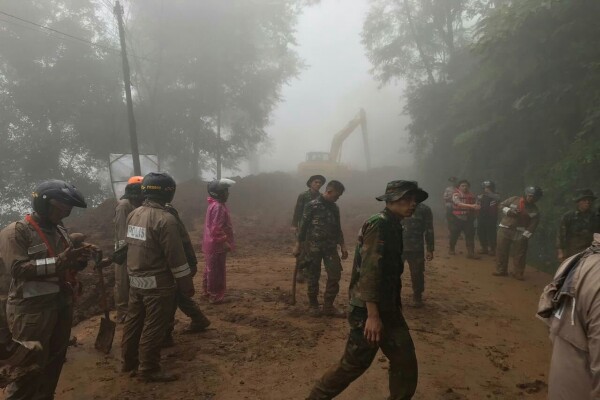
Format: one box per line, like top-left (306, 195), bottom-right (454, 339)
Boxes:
top-left (258, 0), bottom-right (411, 174)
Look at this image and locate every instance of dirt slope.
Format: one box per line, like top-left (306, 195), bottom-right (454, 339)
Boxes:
top-left (7, 171), bottom-right (552, 400)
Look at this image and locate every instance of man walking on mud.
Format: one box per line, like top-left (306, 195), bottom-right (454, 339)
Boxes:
top-left (292, 175), bottom-right (326, 283)
top-left (294, 180), bottom-right (348, 317)
top-left (449, 180), bottom-right (480, 259)
top-left (306, 180), bottom-right (427, 400)
top-left (113, 176), bottom-right (144, 322)
top-left (494, 186), bottom-right (542, 280)
top-left (557, 189), bottom-right (598, 261)
top-left (477, 180), bottom-right (500, 256)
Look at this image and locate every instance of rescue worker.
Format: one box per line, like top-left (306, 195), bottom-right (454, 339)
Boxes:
top-left (294, 180), bottom-right (348, 317)
top-left (291, 175), bottom-right (326, 283)
top-left (0, 180), bottom-right (92, 399)
top-left (113, 176), bottom-right (144, 322)
top-left (538, 231), bottom-right (600, 399)
top-left (306, 180), bottom-right (427, 400)
top-left (557, 189), bottom-right (598, 261)
top-left (449, 180), bottom-right (480, 258)
top-left (493, 186), bottom-right (542, 280)
top-left (202, 178), bottom-right (236, 304)
top-left (443, 177), bottom-right (457, 233)
top-left (401, 200), bottom-right (434, 308)
top-left (163, 203), bottom-right (210, 347)
top-left (121, 172), bottom-right (195, 382)
top-left (477, 180), bottom-right (500, 256)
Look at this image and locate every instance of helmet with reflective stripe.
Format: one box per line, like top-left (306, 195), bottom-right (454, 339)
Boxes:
top-left (32, 180), bottom-right (87, 216)
top-left (142, 172), bottom-right (176, 203)
top-left (207, 178), bottom-right (236, 201)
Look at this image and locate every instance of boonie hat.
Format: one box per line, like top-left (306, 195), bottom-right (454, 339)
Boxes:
top-left (376, 180), bottom-right (428, 203)
top-left (573, 188), bottom-right (596, 202)
top-left (306, 175), bottom-right (326, 188)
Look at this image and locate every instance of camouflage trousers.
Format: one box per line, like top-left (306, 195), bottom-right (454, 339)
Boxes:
top-left (121, 287), bottom-right (175, 373)
top-left (295, 242), bottom-right (311, 281)
top-left (306, 246), bottom-right (342, 307)
top-left (496, 227), bottom-right (529, 277)
top-left (307, 306), bottom-right (418, 400)
top-left (5, 298), bottom-right (73, 400)
top-left (403, 252), bottom-right (425, 297)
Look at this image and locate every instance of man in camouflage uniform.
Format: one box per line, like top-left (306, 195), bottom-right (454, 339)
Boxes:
top-left (163, 203), bottom-right (210, 347)
top-left (556, 189), bottom-right (598, 262)
top-left (121, 172), bottom-right (195, 382)
top-left (294, 180), bottom-right (347, 317)
top-left (401, 202), bottom-right (434, 308)
top-left (292, 175), bottom-right (326, 283)
top-left (0, 180), bottom-right (91, 399)
top-left (493, 186), bottom-right (542, 280)
top-left (307, 180), bottom-right (427, 400)
top-left (477, 180), bottom-right (500, 256)
top-left (113, 176), bottom-right (144, 322)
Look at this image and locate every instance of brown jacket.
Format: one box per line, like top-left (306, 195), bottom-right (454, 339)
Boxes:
top-left (114, 199), bottom-right (135, 251)
top-left (539, 234), bottom-right (600, 399)
top-left (0, 214), bottom-right (73, 310)
top-left (498, 196), bottom-right (540, 235)
top-left (125, 200), bottom-right (191, 290)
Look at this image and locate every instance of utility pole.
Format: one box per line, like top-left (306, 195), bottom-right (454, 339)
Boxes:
top-left (114, 0), bottom-right (141, 175)
top-left (216, 108), bottom-right (222, 179)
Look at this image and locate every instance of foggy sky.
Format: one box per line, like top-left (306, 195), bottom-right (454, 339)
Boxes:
top-left (243, 0), bottom-right (412, 175)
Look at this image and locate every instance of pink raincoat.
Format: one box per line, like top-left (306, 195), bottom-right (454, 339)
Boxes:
top-left (202, 197), bottom-right (234, 302)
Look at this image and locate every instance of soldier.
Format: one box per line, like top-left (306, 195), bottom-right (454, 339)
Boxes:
top-left (443, 177), bottom-right (457, 232)
top-left (401, 201), bottom-right (434, 308)
top-left (557, 189), bottom-right (598, 261)
top-left (306, 180), bottom-right (427, 400)
top-left (294, 180), bottom-right (348, 317)
top-left (0, 180), bottom-right (92, 399)
top-left (477, 180), bottom-right (500, 256)
top-left (163, 203), bottom-right (210, 347)
top-left (449, 180), bottom-right (481, 258)
top-left (121, 172), bottom-right (195, 382)
top-left (113, 176), bottom-right (144, 322)
top-left (291, 175), bottom-right (326, 283)
top-left (493, 186), bottom-right (543, 280)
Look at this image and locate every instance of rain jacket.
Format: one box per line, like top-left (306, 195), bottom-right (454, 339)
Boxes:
top-left (538, 234), bottom-right (600, 399)
top-left (202, 197), bottom-right (234, 254)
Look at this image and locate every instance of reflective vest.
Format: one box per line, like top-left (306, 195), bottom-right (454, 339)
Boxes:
top-left (452, 189), bottom-right (475, 216)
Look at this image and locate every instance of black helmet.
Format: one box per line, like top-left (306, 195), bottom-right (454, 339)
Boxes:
top-left (32, 180), bottom-right (87, 216)
top-left (142, 172), bottom-right (176, 203)
top-left (482, 180), bottom-right (496, 191)
top-left (524, 186), bottom-right (543, 201)
top-left (207, 178), bottom-right (236, 201)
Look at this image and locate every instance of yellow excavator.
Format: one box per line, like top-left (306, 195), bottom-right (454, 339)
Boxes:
top-left (298, 108), bottom-right (371, 176)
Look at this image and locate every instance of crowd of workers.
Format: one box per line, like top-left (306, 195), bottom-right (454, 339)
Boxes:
top-left (0, 171), bottom-right (598, 399)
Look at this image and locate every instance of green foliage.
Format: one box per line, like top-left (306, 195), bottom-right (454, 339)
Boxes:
top-left (363, 0), bottom-right (600, 269)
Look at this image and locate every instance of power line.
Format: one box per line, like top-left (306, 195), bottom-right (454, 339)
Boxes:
top-left (0, 9), bottom-right (158, 64)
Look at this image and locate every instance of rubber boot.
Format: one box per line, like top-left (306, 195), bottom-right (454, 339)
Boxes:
top-left (185, 313), bottom-right (211, 333)
top-left (322, 304), bottom-right (345, 318)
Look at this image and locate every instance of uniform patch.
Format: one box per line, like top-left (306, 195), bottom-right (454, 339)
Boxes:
top-left (127, 225), bottom-right (146, 241)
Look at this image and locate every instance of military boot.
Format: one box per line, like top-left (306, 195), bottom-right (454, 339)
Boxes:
top-left (185, 313), bottom-right (211, 333)
top-left (322, 304), bottom-right (346, 318)
top-left (411, 293), bottom-right (424, 308)
top-left (139, 369), bottom-right (179, 382)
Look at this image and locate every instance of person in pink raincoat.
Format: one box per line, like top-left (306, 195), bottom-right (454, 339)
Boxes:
top-left (202, 178), bottom-right (235, 303)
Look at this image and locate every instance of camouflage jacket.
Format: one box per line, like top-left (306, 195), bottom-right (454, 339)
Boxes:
top-left (297, 195), bottom-right (344, 250)
top-left (292, 190), bottom-right (320, 228)
top-left (498, 196), bottom-right (540, 233)
top-left (401, 203), bottom-right (434, 253)
top-left (557, 210), bottom-right (599, 256)
top-left (349, 208), bottom-right (404, 319)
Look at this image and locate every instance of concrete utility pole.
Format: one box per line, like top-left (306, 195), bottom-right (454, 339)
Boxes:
top-left (114, 0), bottom-right (141, 175)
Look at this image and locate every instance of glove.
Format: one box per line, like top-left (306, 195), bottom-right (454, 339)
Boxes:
top-left (177, 275), bottom-right (195, 298)
top-left (56, 246), bottom-right (92, 271)
top-left (522, 230), bottom-right (532, 239)
top-left (503, 207), bottom-right (518, 217)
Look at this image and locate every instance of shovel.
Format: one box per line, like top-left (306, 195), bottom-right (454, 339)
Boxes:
top-left (93, 254), bottom-right (116, 354)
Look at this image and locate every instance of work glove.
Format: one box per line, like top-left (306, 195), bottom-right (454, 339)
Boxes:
top-left (522, 230), bottom-right (533, 239)
top-left (177, 275), bottom-right (195, 298)
top-left (55, 246), bottom-right (93, 272)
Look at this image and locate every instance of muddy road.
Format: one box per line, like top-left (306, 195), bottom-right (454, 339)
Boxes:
top-left (49, 231), bottom-right (552, 400)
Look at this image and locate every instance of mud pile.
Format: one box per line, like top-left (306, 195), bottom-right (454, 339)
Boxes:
top-left (67, 167), bottom-right (407, 323)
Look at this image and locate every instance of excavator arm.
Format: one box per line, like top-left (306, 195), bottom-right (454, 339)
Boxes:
top-left (328, 108), bottom-right (371, 169)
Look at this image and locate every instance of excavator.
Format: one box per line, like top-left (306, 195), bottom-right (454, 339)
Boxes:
top-left (298, 108), bottom-right (371, 176)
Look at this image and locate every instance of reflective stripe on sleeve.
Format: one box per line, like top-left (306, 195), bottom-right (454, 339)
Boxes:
top-left (129, 275), bottom-right (158, 289)
top-left (171, 263), bottom-right (191, 279)
top-left (34, 257), bottom-right (57, 276)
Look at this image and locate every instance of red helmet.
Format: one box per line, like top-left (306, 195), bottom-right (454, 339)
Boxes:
top-left (128, 176), bottom-right (143, 184)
